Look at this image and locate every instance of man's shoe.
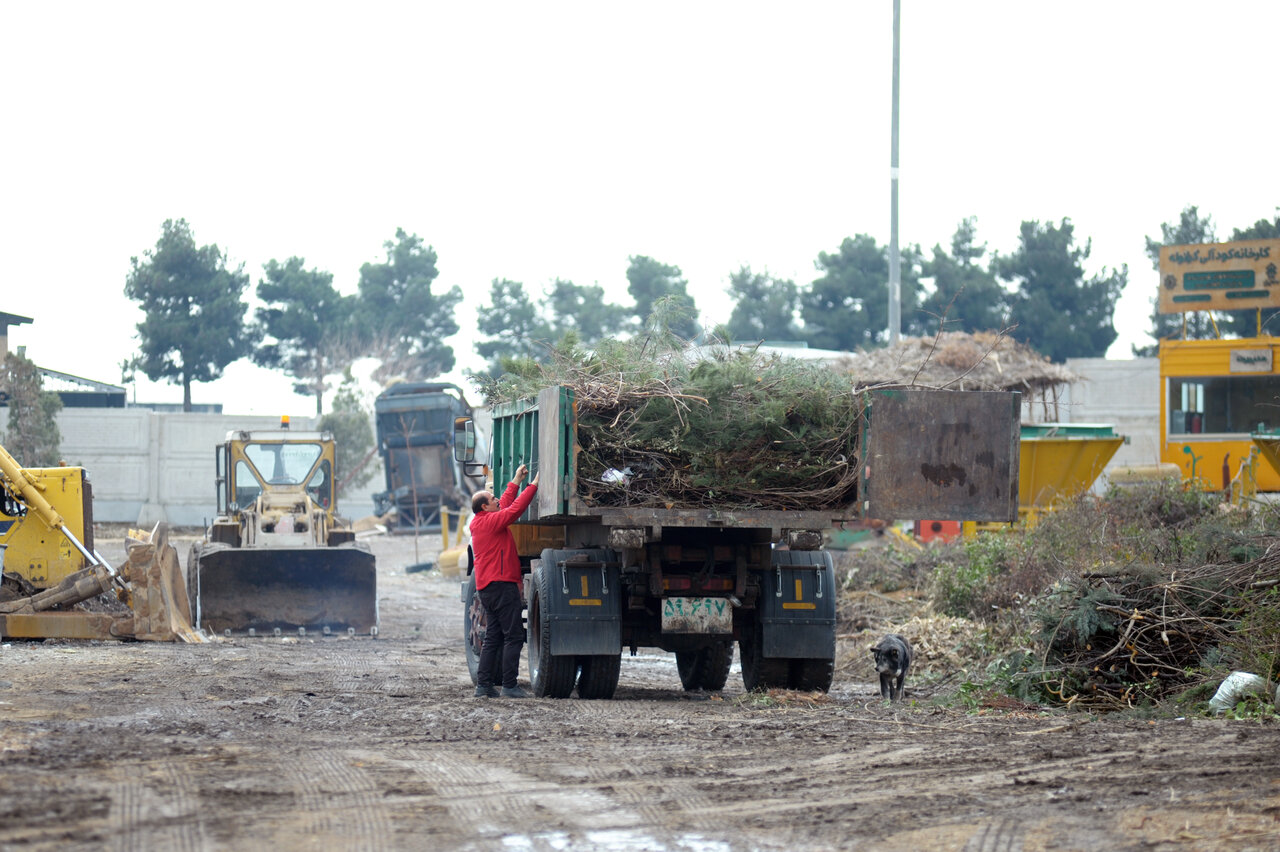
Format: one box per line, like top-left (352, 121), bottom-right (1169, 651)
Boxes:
top-left (474, 685), bottom-right (499, 698)
top-left (500, 686), bottom-right (530, 699)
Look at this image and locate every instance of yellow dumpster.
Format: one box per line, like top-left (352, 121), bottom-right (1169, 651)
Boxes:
top-left (1019, 423), bottom-right (1125, 513)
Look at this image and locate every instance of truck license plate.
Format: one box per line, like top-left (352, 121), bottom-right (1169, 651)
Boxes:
top-left (661, 597), bottom-right (732, 634)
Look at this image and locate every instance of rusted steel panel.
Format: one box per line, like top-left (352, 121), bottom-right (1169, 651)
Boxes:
top-left (864, 389), bottom-right (1020, 522)
top-left (0, 612), bottom-right (118, 640)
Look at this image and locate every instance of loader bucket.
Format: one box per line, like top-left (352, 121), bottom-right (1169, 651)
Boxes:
top-left (188, 542), bottom-right (378, 635)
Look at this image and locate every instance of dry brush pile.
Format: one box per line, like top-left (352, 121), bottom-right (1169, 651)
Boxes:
top-left (1020, 553), bottom-right (1280, 711)
top-left (952, 481), bottom-right (1280, 713)
top-left (832, 479), bottom-right (1280, 714)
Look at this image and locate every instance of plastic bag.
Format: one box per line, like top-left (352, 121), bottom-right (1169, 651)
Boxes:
top-left (1208, 671), bottom-right (1275, 713)
top-left (601, 467), bottom-right (633, 487)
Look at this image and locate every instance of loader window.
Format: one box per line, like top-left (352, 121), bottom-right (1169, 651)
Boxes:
top-left (245, 442), bottom-right (323, 486)
top-left (306, 460), bottom-right (333, 509)
top-left (233, 461), bottom-right (261, 510)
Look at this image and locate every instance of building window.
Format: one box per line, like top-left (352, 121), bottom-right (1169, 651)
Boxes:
top-left (1169, 375), bottom-right (1280, 435)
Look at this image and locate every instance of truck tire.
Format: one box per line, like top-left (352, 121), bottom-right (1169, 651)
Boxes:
top-left (576, 654), bottom-right (621, 699)
top-left (462, 573), bottom-right (485, 685)
top-left (528, 560), bottom-right (577, 698)
top-left (739, 623), bottom-right (790, 691)
top-left (791, 657), bottom-right (835, 692)
top-left (676, 642), bottom-right (733, 692)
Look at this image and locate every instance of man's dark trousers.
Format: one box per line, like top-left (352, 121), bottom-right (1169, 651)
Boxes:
top-left (477, 581), bottom-right (525, 689)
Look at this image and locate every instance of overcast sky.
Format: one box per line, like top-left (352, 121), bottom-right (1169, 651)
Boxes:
top-left (3, 2), bottom-right (1277, 415)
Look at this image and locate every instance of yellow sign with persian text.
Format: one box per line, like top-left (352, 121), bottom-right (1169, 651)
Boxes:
top-left (1158, 239), bottom-right (1280, 314)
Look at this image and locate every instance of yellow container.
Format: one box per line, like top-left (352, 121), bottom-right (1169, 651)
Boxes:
top-left (1019, 424), bottom-right (1125, 510)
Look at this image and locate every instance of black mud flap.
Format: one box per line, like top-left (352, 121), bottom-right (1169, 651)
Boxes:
top-left (761, 550), bottom-right (836, 659)
top-left (541, 549), bottom-right (621, 656)
top-left (189, 542), bottom-right (378, 635)
top-left (863, 389), bottom-right (1021, 522)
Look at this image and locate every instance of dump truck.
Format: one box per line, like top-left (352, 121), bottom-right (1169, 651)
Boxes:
top-left (0, 441), bottom-right (196, 641)
top-left (187, 423), bottom-right (377, 635)
top-left (454, 385), bottom-right (1020, 699)
top-left (372, 382), bottom-right (484, 532)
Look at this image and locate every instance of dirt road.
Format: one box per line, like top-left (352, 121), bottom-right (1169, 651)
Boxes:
top-left (2, 531), bottom-right (1279, 851)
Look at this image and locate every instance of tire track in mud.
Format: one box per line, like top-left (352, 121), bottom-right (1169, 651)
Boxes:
top-left (400, 747), bottom-right (696, 845)
top-left (278, 749), bottom-right (394, 850)
top-left (107, 758), bottom-right (204, 852)
top-left (963, 818), bottom-right (1023, 852)
top-left (521, 748), bottom-right (724, 835)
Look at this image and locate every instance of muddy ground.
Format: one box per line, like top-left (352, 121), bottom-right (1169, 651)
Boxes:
top-left (2, 530), bottom-right (1279, 852)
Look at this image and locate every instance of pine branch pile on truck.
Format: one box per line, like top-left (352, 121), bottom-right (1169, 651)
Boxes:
top-left (477, 339), bottom-right (864, 511)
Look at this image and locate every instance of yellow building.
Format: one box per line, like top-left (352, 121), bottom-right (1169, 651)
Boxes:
top-left (1159, 337), bottom-right (1280, 491)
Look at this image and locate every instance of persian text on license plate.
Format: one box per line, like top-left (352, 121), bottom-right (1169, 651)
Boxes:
top-left (660, 596), bottom-right (733, 634)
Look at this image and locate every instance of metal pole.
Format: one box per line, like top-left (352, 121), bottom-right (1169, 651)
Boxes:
top-left (888, 0), bottom-right (901, 344)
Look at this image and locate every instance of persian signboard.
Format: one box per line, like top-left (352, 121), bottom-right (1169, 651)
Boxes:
top-left (1159, 239), bottom-right (1280, 314)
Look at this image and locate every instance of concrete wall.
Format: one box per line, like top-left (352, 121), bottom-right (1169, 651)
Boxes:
top-left (55, 410), bottom-right (320, 526)
top-left (1062, 357), bottom-right (1162, 474)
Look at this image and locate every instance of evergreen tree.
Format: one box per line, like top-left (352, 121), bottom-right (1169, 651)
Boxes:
top-left (995, 219), bottom-right (1125, 362)
top-left (724, 266), bottom-right (802, 342)
top-left (474, 278), bottom-right (630, 376)
top-left (0, 352), bottom-right (62, 466)
top-left (626, 256), bottom-right (700, 340)
top-left (475, 278), bottom-right (553, 367)
top-left (356, 228), bottom-right (463, 382)
top-left (919, 218), bottom-right (1009, 335)
top-left (801, 234), bottom-right (924, 351)
top-left (124, 219), bottom-right (256, 411)
top-left (253, 257), bottom-right (360, 415)
top-left (545, 279), bottom-right (629, 342)
top-left (317, 371), bottom-right (376, 498)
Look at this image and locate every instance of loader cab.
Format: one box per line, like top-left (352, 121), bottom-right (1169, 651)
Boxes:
top-left (217, 430), bottom-right (337, 517)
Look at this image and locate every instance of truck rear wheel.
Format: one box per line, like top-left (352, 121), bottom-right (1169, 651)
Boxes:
top-left (528, 560), bottom-right (577, 698)
top-left (462, 574), bottom-right (485, 685)
top-left (792, 657), bottom-right (834, 692)
top-left (676, 642), bottom-right (733, 692)
top-left (576, 654), bottom-right (621, 699)
top-left (739, 625), bottom-right (790, 691)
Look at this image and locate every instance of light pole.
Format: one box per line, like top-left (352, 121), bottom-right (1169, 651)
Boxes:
top-left (888, 0), bottom-right (901, 344)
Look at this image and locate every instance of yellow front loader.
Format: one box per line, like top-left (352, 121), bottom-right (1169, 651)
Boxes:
top-left (187, 424), bottom-right (377, 635)
top-left (0, 443), bottom-right (197, 641)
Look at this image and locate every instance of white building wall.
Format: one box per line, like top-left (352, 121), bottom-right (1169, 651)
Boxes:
top-left (1062, 357), bottom-right (1162, 474)
top-left (56, 410), bottom-right (318, 526)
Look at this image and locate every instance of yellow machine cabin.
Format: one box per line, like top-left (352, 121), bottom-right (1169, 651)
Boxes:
top-left (0, 465), bottom-right (93, 589)
top-left (1159, 337), bottom-right (1280, 492)
top-left (208, 428), bottom-right (344, 546)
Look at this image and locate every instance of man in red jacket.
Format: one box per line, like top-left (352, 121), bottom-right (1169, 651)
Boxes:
top-left (470, 463), bottom-right (539, 698)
